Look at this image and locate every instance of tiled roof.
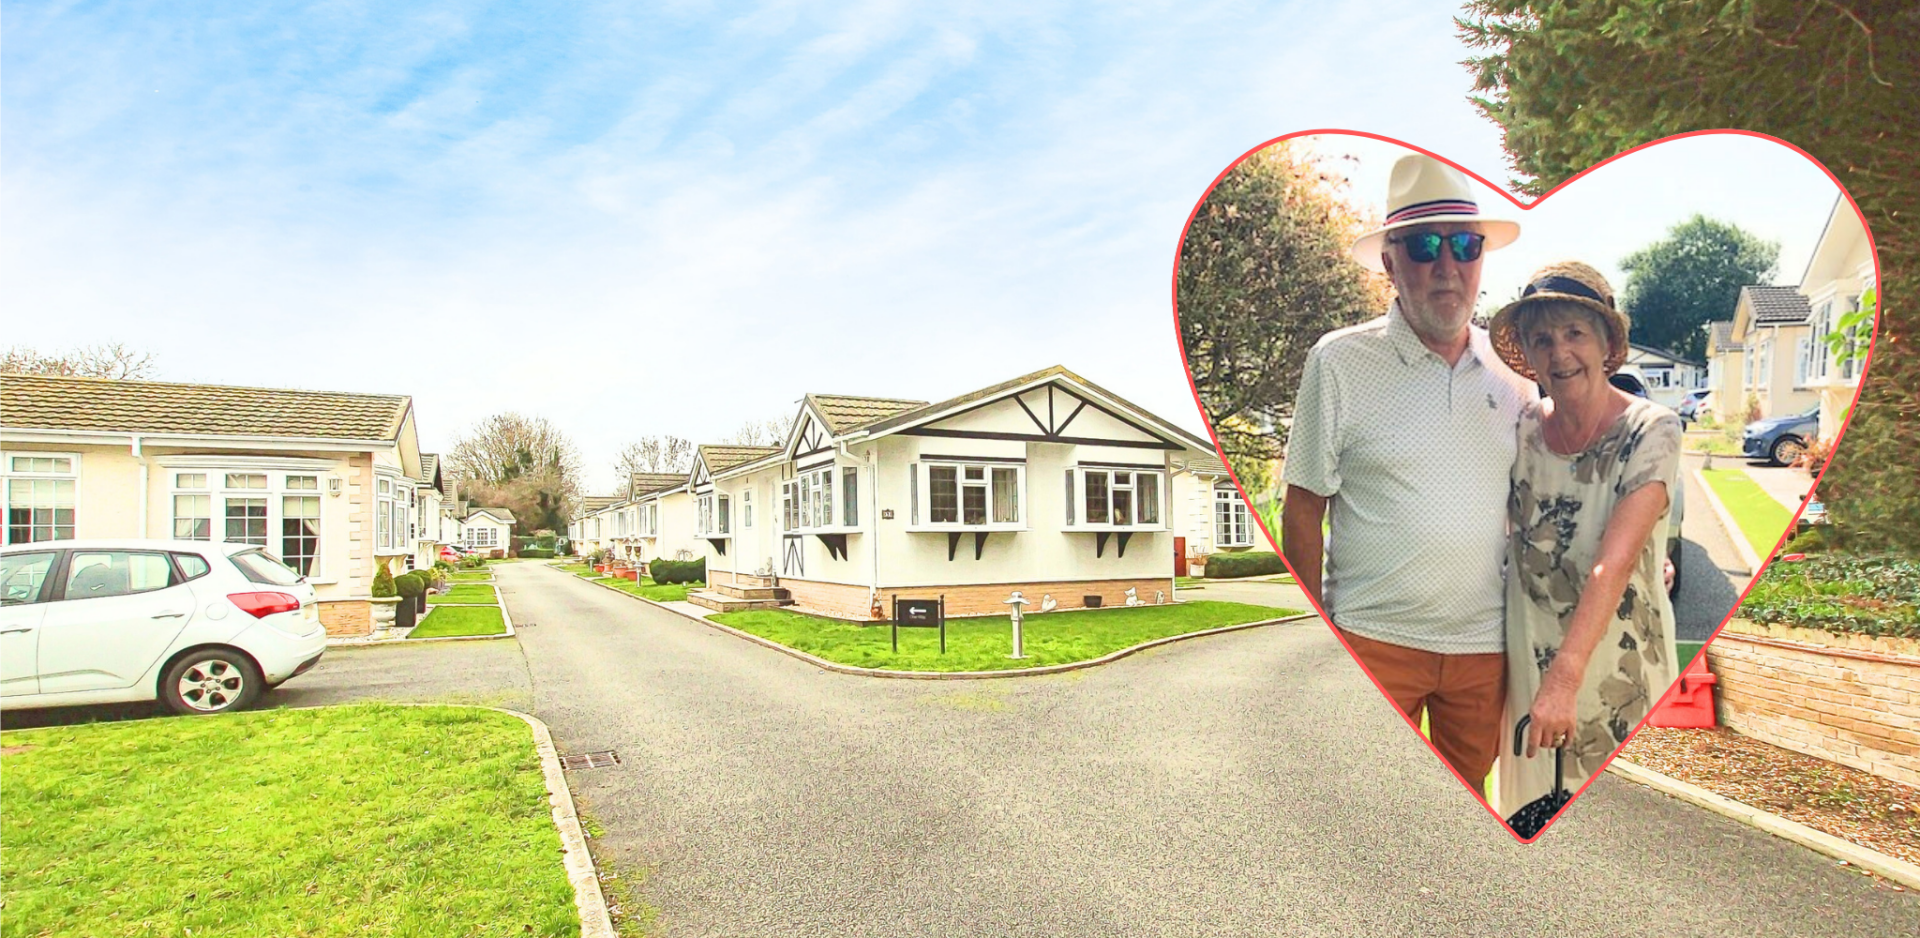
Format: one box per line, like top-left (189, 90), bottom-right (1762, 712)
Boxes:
top-left (699, 444), bottom-right (781, 473)
top-left (807, 394), bottom-right (929, 434)
top-left (628, 472), bottom-right (687, 496)
top-left (418, 454), bottom-right (440, 486)
top-left (579, 496), bottom-right (623, 514)
top-left (467, 506), bottom-right (517, 523)
top-left (0, 374), bottom-right (410, 440)
top-left (1183, 453), bottom-right (1228, 475)
top-left (857, 365), bottom-right (1216, 452)
top-left (1743, 285), bottom-right (1812, 325)
top-left (1708, 320), bottom-right (1742, 352)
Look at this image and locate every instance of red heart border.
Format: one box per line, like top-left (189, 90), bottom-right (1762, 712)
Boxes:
top-left (1167, 127), bottom-right (1885, 843)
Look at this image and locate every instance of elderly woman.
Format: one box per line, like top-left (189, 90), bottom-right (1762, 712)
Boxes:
top-left (1488, 261), bottom-right (1683, 819)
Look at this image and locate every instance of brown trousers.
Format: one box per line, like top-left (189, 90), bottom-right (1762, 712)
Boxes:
top-left (1337, 627), bottom-right (1508, 788)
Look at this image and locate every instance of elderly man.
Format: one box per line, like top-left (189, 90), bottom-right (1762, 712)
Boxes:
top-left (1279, 153), bottom-right (1534, 789)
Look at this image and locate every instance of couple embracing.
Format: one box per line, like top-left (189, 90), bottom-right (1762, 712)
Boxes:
top-left (1279, 154), bottom-right (1683, 822)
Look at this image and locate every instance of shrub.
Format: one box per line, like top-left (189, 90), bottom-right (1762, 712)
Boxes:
top-left (1204, 551), bottom-right (1288, 579)
top-left (432, 559), bottom-right (454, 572)
top-left (371, 564), bottom-right (397, 598)
top-left (1741, 554), bottom-right (1920, 639)
top-left (535, 533), bottom-right (557, 549)
top-left (459, 554), bottom-right (487, 569)
top-left (393, 571), bottom-right (427, 599)
top-left (519, 548), bottom-right (554, 559)
top-left (647, 558), bottom-right (706, 585)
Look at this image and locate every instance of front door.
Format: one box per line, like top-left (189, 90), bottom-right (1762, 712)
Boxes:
top-left (0, 549), bottom-right (57, 697)
top-left (37, 550), bottom-right (196, 695)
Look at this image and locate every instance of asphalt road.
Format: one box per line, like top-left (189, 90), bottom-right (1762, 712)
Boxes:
top-left (1673, 451), bottom-right (1755, 642)
top-left (11, 563), bottom-right (1912, 935)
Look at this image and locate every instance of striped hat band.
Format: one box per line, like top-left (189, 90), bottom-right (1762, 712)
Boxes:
top-left (1384, 199), bottom-right (1481, 225)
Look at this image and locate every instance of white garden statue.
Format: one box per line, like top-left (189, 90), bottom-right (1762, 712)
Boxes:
top-left (1124, 587), bottom-right (1144, 607)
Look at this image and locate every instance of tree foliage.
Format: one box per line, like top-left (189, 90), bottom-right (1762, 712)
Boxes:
top-left (1618, 215), bottom-right (1779, 360)
top-left (728, 415), bottom-right (795, 447)
top-left (2, 343), bottom-right (157, 379)
top-left (446, 413), bottom-right (584, 536)
top-left (1459, 0), bottom-right (1919, 551)
top-left (1177, 141), bottom-right (1390, 482)
top-left (614, 435), bottom-right (694, 480)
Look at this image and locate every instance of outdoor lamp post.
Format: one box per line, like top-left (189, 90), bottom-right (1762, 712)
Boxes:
top-left (1004, 590), bottom-right (1030, 659)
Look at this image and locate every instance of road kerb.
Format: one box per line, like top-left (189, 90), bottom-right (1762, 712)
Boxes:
top-left (1608, 757), bottom-right (1920, 890)
top-left (1692, 466), bottom-right (1762, 575)
top-left (561, 568), bottom-right (1314, 679)
top-left (494, 707), bottom-right (617, 938)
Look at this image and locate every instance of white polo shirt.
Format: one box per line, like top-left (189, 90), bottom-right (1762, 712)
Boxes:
top-left (1282, 303), bottom-right (1536, 654)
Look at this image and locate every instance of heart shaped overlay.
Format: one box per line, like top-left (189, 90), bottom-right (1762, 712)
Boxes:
top-left (1170, 129), bottom-right (1878, 842)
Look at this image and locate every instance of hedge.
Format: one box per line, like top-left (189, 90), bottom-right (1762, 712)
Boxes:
top-left (1203, 551), bottom-right (1287, 579)
top-left (647, 558), bottom-right (706, 584)
top-left (393, 571), bottom-right (428, 598)
top-left (518, 548), bottom-right (554, 559)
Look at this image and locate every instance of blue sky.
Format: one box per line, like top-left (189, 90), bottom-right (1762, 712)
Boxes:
top-left (2, 2), bottom-right (1842, 492)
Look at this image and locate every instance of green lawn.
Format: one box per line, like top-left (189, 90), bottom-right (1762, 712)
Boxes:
top-left (1687, 426), bottom-right (1746, 456)
top-left (558, 563), bottom-right (597, 576)
top-left (428, 583), bottom-right (498, 605)
top-left (449, 571), bottom-right (495, 583)
top-left (411, 605), bottom-right (509, 638)
top-left (594, 576), bottom-right (694, 603)
top-left (0, 705), bottom-right (577, 937)
top-left (1700, 468), bottom-right (1794, 559)
top-left (709, 600), bottom-right (1297, 672)
top-left (1677, 640), bottom-right (1705, 671)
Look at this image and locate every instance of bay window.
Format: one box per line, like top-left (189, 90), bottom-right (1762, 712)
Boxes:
top-left (1066, 466), bottom-right (1166, 530)
top-left (164, 463), bottom-right (325, 575)
top-left (781, 465), bottom-right (846, 531)
top-left (907, 460), bottom-right (1024, 530)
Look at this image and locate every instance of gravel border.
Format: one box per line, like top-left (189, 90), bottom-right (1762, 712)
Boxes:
top-left (1608, 757), bottom-right (1920, 889)
top-left (566, 569), bottom-right (1314, 679)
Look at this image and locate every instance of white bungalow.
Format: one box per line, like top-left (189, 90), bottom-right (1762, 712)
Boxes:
top-left (689, 365), bottom-right (1222, 619)
top-left (629, 474), bottom-right (698, 567)
top-left (459, 507), bottom-right (514, 558)
top-left (1169, 452), bottom-right (1259, 573)
top-left (1621, 344), bottom-right (1706, 410)
top-left (1796, 197), bottom-right (1875, 443)
top-left (1729, 285), bottom-right (1819, 421)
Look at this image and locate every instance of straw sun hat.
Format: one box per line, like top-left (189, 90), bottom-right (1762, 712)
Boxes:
top-left (1350, 153), bottom-right (1521, 272)
top-left (1488, 261), bottom-right (1632, 381)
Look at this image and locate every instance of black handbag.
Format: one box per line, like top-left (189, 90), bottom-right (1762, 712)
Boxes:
top-left (1506, 715), bottom-right (1571, 838)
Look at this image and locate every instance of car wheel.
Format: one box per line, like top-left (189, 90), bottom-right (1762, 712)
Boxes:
top-left (1769, 435), bottom-right (1806, 466)
top-left (160, 649), bottom-right (263, 716)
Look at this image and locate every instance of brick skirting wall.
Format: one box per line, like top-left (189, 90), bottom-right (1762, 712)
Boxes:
top-left (319, 599), bottom-right (372, 637)
top-left (1708, 621), bottom-right (1920, 789)
top-left (777, 577), bottom-right (1179, 621)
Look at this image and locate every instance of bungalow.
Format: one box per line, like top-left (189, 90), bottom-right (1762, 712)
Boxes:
top-left (1169, 452), bottom-right (1257, 573)
top-left (411, 453), bottom-right (452, 570)
top-left (1729, 285), bottom-right (1818, 420)
top-left (689, 365), bottom-right (1222, 619)
top-left (1621, 344), bottom-right (1705, 410)
top-left (570, 495), bottom-right (624, 557)
top-left (1795, 197), bottom-right (1875, 443)
top-left (459, 507), bottom-right (515, 558)
top-left (1703, 321), bottom-right (1744, 424)
top-left (628, 473), bottom-right (697, 566)
top-left (0, 374), bottom-right (421, 636)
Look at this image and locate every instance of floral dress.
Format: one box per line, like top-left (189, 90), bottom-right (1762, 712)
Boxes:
top-left (1496, 395), bottom-right (1683, 815)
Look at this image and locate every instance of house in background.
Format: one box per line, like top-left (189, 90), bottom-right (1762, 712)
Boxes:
top-left (459, 506), bottom-right (514, 558)
top-left (1729, 284), bottom-right (1818, 421)
top-left (1703, 320), bottom-right (1745, 423)
top-left (1622, 344), bottom-right (1705, 410)
top-left (1169, 452), bottom-right (1256, 573)
top-left (1, 374), bottom-right (420, 636)
top-left (1796, 197), bottom-right (1875, 443)
top-left (689, 365), bottom-right (1221, 620)
top-left (569, 495), bottom-right (623, 557)
top-left (412, 453), bottom-right (452, 570)
top-left (629, 474), bottom-right (696, 565)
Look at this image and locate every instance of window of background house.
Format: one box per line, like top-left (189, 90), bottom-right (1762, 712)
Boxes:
top-left (5, 455), bottom-right (78, 545)
top-left (842, 467), bottom-right (858, 527)
top-left (283, 495), bottom-right (320, 575)
top-left (174, 494), bottom-right (212, 540)
top-left (227, 497), bottom-right (268, 546)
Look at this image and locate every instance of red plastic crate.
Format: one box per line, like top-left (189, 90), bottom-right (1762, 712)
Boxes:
top-left (1648, 654), bottom-right (1718, 728)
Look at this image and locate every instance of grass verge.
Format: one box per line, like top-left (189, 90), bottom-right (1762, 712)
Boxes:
top-left (1700, 468), bottom-right (1793, 560)
top-left (429, 583), bottom-right (499, 605)
top-left (449, 571), bottom-right (495, 583)
top-left (595, 576), bottom-right (694, 603)
top-left (0, 704), bottom-right (577, 937)
top-left (411, 605), bottom-right (508, 638)
top-left (709, 600), bottom-right (1297, 672)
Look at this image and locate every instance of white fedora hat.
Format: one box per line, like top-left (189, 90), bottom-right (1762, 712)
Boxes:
top-left (1351, 154), bottom-right (1520, 272)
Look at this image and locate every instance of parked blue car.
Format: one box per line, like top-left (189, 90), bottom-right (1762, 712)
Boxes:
top-left (1743, 406), bottom-right (1821, 465)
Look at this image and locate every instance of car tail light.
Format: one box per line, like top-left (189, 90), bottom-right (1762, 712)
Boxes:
top-left (229, 591), bottom-right (302, 618)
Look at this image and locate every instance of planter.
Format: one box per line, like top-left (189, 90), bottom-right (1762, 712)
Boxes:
top-left (369, 596), bottom-right (401, 631)
top-left (621, 570), bottom-right (639, 581)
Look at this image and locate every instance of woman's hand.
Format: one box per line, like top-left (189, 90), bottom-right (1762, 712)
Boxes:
top-left (1526, 676), bottom-right (1580, 758)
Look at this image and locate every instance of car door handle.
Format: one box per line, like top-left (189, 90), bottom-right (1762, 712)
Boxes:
top-left (0, 627), bottom-right (32, 635)
top-left (151, 612), bottom-right (188, 619)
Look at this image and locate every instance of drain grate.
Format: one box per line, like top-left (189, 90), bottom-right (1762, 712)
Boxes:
top-left (517, 621), bottom-right (536, 627)
top-left (559, 750), bottom-right (620, 770)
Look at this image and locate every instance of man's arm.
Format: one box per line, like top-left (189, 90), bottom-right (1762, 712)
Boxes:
top-left (1281, 484), bottom-right (1330, 613)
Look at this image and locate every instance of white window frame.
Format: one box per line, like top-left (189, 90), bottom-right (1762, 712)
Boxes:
top-left (1064, 466), bottom-right (1167, 532)
top-left (1214, 485), bottom-right (1254, 548)
top-left (783, 464), bottom-right (855, 533)
top-left (3, 451), bottom-right (80, 545)
top-left (155, 458), bottom-right (333, 579)
top-left (906, 460), bottom-right (1026, 532)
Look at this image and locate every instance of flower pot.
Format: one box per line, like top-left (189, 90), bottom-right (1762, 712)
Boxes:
top-left (369, 596), bottom-right (401, 631)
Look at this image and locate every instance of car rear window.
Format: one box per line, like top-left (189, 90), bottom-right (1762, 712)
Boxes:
top-left (230, 549), bottom-right (302, 586)
top-left (172, 552), bottom-right (212, 581)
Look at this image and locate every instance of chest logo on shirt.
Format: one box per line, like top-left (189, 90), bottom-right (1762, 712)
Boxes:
top-left (1487, 393), bottom-right (1497, 409)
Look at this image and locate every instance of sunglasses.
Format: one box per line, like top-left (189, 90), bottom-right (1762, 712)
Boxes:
top-left (1389, 231), bottom-right (1486, 264)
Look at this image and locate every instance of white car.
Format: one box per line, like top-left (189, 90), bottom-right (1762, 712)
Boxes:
top-left (0, 539), bottom-right (327, 715)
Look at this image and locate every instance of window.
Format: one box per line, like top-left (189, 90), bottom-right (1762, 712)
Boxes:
top-left (1795, 337), bottom-right (1812, 387)
top-left (743, 488), bottom-right (753, 528)
top-left (1, 551), bottom-right (56, 605)
top-left (172, 553), bottom-right (211, 581)
top-left (174, 494), bottom-right (212, 540)
top-left (175, 473), bottom-right (206, 489)
top-left (227, 497), bottom-right (268, 546)
top-left (1070, 467), bottom-right (1166, 529)
top-left (911, 461), bottom-right (1024, 529)
top-left (231, 549), bottom-right (301, 586)
top-left (781, 466), bottom-right (844, 531)
top-left (286, 475), bottom-right (318, 491)
top-left (718, 495), bottom-right (730, 535)
top-left (1215, 487), bottom-right (1253, 547)
top-left (283, 495), bottom-right (321, 575)
top-left (227, 473), bottom-right (267, 490)
top-left (64, 551), bottom-right (175, 600)
top-left (465, 526), bottom-right (499, 548)
top-left (842, 467), bottom-right (858, 527)
top-left (1840, 289), bottom-right (1868, 381)
top-left (5, 453), bottom-right (78, 545)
